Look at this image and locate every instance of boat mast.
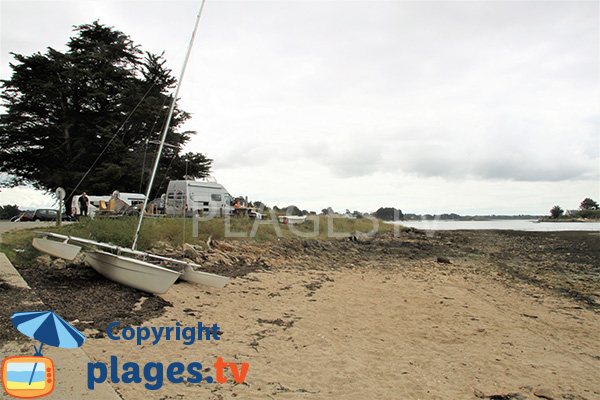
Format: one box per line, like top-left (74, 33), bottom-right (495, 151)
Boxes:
top-left (132, 0), bottom-right (206, 250)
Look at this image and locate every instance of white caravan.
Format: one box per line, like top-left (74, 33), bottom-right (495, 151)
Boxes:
top-left (72, 192), bottom-right (146, 217)
top-left (165, 179), bottom-right (235, 218)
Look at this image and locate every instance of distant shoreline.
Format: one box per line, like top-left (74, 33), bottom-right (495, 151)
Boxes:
top-left (536, 218), bottom-right (600, 223)
top-left (392, 219), bottom-right (600, 232)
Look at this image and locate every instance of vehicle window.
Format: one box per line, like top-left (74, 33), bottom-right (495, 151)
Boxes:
top-left (48, 210), bottom-right (57, 216)
top-left (211, 194), bottom-right (222, 202)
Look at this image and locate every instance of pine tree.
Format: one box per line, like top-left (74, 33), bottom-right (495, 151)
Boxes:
top-left (0, 21), bottom-right (211, 214)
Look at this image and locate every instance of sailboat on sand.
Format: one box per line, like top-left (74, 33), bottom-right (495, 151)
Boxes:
top-left (33, 2), bottom-right (228, 294)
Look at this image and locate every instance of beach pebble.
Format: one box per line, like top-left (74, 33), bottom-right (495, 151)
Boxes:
top-left (533, 388), bottom-right (556, 399)
top-left (437, 256), bottom-right (451, 264)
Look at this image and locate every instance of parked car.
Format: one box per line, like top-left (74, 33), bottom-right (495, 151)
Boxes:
top-left (15, 209), bottom-right (74, 222)
top-left (10, 212), bottom-right (27, 222)
top-left (13, 210), bottom-right (35, 222)
top-left (26, 209), bottom-right (57, 222)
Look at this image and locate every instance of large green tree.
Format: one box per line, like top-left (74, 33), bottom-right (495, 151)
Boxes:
top-left (0, 21), bottom-right (211, 213)
top-left (580, 198), bottom-right (599, 210)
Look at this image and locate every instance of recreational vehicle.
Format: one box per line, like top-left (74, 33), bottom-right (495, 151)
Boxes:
top-left (165, 179), bottom-right (235, 217)
top-left (72, 192), bottom-right (146, 217)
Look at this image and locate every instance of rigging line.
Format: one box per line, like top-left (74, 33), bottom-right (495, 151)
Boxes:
top-left (183, 159), bottom-right (188, 248)
top-left (139, 94), bottom-right (170, 192)
top-left (139, 139), bottom-right (148, 193)
top-left (67, 81), bottom-right (157, 203)
top-left (132, 0), bottom-right (206, 250)
top-left (153, 148), bottom-right (177, 200)
top-left (146, 105), bottom-right (174, 199)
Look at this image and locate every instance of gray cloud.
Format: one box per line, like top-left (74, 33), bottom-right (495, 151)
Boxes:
top-left (1, 1), bottom-right (598, 213)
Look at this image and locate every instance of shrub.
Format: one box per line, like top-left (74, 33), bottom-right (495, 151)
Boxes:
top-left (550, 205), bottom-right (564, 219)
top-left (577, 209), bottom-right (600, 219)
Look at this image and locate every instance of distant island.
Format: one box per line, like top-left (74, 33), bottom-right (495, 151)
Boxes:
top-left (380, 198), bottom-right (599, 222)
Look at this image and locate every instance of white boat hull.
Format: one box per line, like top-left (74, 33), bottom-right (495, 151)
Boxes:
top-left (278, 215), bottom-right (306, 224)
top-left (181, 265), bottom-right (228, 288)
top-left (33, 238), bottom-right (82, 260)
top-left (34, 231), bottom-right (230, 291)
top-left (85, 250), bottom-right (181, 294)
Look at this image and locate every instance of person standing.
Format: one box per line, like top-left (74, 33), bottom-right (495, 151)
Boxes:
top-left (78, 192), bottom-right (89, 216)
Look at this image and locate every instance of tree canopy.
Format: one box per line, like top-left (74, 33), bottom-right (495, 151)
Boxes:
top-left (374, 207), bottom-right (403, 221)
top-left (0, 204), bottom-right (20, 220)
top-left (550, 205), bottom-right (564, 219)
top-left (0, 21), bottom-right (211, 213)
top-left (579, 198), bottom-right (599, 210)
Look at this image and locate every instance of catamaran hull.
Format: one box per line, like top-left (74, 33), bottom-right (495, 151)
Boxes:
top-left (85, 250), bottom-right (181, 294)
top-left (181, 265), bottom-right (228, 288)
top-left (32, 237), bottom-right (82, 260)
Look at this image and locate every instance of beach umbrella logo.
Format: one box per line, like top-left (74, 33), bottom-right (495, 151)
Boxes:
top-left (2, 311), bottom-right (85, 398)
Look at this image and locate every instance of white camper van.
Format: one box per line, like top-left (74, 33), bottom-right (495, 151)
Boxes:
top-left (165, 179), bottom-right (235, 217)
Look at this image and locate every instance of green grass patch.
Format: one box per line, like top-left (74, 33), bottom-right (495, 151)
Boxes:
top-left (0, 215), bottom-right (399, 265)
top-left (0, 229), bottom-right (40, 266)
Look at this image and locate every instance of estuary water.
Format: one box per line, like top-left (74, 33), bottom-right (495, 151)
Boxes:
top-left (391, 219), bottom-right (600, 232)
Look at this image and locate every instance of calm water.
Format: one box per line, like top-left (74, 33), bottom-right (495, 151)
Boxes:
top-left (391, 219), bottom-right (600, 232)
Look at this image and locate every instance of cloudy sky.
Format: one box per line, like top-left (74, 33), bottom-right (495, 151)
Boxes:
top-left (1, 0), bottom-right (598, 215)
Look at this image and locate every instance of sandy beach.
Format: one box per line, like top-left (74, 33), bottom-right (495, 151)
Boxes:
top-left (83, 268), bottom-right (599, 400)
top-left (2, 228), bottom-right (599, 399)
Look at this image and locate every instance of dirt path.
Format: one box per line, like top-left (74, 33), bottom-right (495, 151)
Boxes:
top-left (0, 221), bottom-right (57, 239)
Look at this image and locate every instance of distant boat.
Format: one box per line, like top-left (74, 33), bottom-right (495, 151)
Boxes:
top-left (278, 215), bottom-right (307, 224)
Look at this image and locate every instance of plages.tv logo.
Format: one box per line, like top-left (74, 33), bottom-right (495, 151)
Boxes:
top-left (87, 321), bottom-right (250, 390)
top-left (1, 311), bottom-right (85, 399)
